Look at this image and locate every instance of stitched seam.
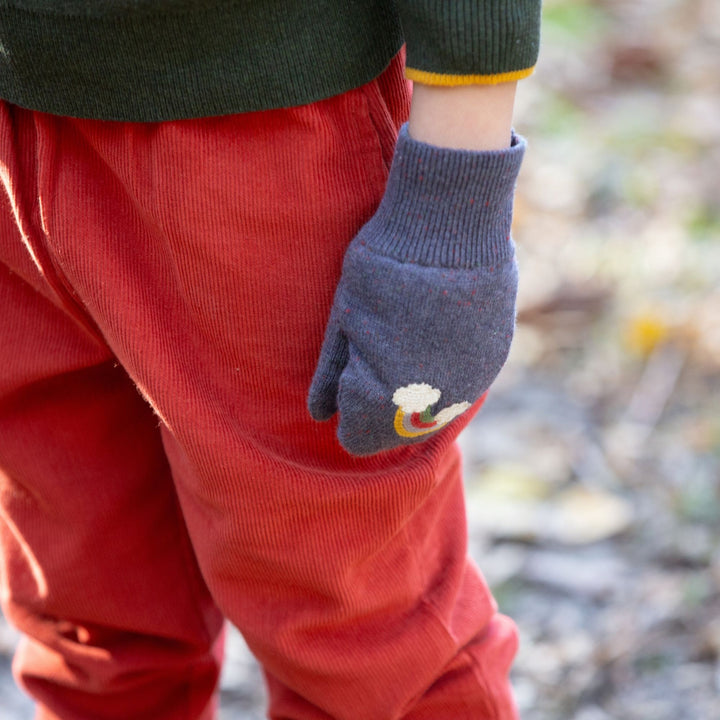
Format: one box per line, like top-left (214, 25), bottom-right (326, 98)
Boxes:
top-left (359, 83), bottom-right (396, 175)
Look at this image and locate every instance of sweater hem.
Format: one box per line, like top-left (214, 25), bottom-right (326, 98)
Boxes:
top-left (0, 0), bottom-right (404, 121)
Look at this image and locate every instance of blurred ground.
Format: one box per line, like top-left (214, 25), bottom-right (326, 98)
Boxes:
top-left (468, 1), bottom-right (720, 717)
top-left (2, 0), bottom-right (719, 717)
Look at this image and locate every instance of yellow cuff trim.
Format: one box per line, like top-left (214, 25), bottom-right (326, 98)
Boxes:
top-left (405, 66), bottom-right (535, 86)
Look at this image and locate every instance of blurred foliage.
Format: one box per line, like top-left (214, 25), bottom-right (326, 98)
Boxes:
top-left (462, 1), bottom-right (720, 718)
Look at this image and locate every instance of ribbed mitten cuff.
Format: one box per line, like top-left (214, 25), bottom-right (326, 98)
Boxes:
top-left (362, 123), bottom-right (526, 268)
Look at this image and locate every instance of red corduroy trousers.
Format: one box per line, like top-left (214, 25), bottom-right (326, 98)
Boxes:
top-left (0, 55), bottom-right (518, 720)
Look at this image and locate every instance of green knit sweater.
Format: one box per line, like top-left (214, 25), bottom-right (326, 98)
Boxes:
top-left (0, 1), bottom-right (541, 122)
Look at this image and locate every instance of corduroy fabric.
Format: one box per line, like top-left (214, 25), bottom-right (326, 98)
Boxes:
top-left (0, 0), bottom-right (540, 121)
top-left (0, 55), bottom-right (519, 720)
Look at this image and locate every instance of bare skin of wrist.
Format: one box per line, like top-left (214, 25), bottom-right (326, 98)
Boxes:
top-left (407, 82), bottom-right (518, 151)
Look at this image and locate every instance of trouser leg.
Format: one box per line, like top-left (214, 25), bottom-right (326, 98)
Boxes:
top-left (0, 107), bottom-right (224, 720)
top-left (3, 50), bottom-right (519, 720)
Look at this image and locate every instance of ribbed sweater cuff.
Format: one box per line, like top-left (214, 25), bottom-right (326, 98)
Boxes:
top-left (398, 0), bottom-right (542, 80)
top-left (363, 123), bottom-right (526, 268)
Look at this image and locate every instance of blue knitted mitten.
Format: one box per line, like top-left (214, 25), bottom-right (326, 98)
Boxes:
top-left (308, 124), bottom-right (526, 456)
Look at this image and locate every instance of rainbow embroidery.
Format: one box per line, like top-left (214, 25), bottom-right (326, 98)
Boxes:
top-left (392, 383), bottom-right (471, 438)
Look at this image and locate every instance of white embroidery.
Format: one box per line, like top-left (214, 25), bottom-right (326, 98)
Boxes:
top-left (392, 383), bottom-right (471, 438)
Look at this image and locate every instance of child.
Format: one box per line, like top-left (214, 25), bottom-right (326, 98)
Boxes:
top-left (0, 2), bottom-right (541, 718)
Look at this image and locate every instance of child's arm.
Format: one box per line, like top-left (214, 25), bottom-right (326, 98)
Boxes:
top-left (308, 2), bottom-right (541, 454)
top-left (401, 0), bottom-right (540, 150)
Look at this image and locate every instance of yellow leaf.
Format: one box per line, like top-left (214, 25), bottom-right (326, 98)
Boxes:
top-left (624, 311), bottom-right (670, 357)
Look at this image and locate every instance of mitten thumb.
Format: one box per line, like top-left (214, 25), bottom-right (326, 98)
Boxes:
top-left (308, 309), bottom-right (349, 422)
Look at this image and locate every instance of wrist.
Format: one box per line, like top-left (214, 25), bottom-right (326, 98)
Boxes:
top-left (408, 82), bottom-right (517, 151)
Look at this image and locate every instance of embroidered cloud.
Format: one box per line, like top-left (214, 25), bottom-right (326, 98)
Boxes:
top-left (392, 383), bottom-right (471, 438)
